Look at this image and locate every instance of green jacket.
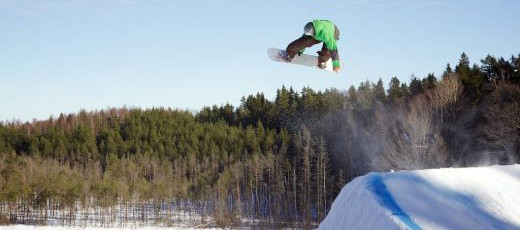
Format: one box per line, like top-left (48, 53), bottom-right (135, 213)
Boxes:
top-left (312, 20), bottom-right (338, 51)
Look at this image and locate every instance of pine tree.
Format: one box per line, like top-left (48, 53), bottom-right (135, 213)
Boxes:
top-left (388, 77), bottom-right (402, 103)
top-left (401, 83), bottom-right (409, 97)
top-left (296, 125), bottom-right (313, 229)
top-left (409, 75), bottom-right (424, 96)
top-left (481, 55), bottom-right (499, 81)
top-left (422, 73), bottom-right (437, 90)
top-left (374, 78), bottom-right (386, 103)
top-left (443, 63), bottom-right (453, 76)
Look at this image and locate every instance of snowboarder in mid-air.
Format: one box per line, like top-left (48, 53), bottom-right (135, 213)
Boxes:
top-left (282, 19), bottom-right (341, 72)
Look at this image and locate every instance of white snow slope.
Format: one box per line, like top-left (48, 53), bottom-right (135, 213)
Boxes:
top-left (319, 164), bottom-right (520, 230)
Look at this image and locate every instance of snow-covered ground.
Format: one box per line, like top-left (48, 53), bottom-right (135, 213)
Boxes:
top-left (319, 164), bottom-right (520, 230)
top-left (0, 226), bottom-right (219, 230)
top-left (0, 200), bottom-right (216, 229)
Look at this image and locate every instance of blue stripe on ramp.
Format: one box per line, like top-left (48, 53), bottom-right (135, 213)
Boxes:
top-left (368, 174), bottom-right (422, 230)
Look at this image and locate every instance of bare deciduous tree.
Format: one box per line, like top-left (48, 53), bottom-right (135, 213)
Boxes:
top-left (429, 73), bottom-right (463, 123)
top-left (378, 95), bottom-right (448, 170)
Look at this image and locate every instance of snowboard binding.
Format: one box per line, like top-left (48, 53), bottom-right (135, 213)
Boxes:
top-left (279, 50), bottom-right (293, 62)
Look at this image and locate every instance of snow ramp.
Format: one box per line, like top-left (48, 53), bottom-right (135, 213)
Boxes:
top-left (319, 164), bottom-right (520, 230)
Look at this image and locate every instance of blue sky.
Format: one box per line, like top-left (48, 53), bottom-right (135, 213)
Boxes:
top-left (1, 0), bottom-right (519, 121)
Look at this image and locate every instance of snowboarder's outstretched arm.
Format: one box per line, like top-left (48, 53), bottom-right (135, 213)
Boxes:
top-left (331, 49), bottom-right (341, 72)
top-left (317, 46), bottom-right (341, 72)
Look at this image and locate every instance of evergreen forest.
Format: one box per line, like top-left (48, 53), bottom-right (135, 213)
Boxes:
top-left (0, 53), bottom-right (519, 228)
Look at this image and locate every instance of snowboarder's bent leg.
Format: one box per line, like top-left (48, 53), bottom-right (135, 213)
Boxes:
top-left (317, 44), bottom-right (332, 64)
top-left (286, 36), bottom-right (320, 59)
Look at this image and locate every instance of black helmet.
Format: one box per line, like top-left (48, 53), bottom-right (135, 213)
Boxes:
top-left (303, 22), bottom-right (314, 36)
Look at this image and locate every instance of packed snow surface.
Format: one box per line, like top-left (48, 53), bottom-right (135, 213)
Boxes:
top-left (319, 164), bottom-right (520, 230)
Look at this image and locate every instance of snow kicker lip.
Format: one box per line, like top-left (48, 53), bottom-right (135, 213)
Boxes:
top-left (321, 165), bottom-right (520, 230)
top-left (368, 174), bottom-right (422, 230)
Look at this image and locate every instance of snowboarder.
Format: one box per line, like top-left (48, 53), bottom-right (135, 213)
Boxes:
top-left (282, 20), bottom-right (341, 72)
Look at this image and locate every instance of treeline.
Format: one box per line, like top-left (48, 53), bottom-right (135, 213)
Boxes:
top-left (0, 53), bottom-right (519, 228)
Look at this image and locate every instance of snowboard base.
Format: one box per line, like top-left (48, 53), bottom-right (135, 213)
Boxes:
top-left (267, 47), bottom-right (336, 72)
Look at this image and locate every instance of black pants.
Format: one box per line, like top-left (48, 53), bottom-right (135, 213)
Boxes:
top-left (286, 36), bottom-right (332, 63)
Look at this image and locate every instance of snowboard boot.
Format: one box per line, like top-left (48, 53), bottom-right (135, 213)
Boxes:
top-left (280, 50), bottom-right (293, 62)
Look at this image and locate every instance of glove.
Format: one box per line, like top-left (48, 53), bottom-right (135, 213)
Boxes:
top-left (333, 66), bottom-right (341, 73)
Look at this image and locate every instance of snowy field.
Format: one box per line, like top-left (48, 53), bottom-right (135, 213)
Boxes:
top-left (319, 164), bottom-right (520, 230)
top-left (0, 226), bottom-right (220, 230)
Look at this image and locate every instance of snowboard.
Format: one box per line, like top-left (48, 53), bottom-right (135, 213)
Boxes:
top-left (267, 47), bottom-right (336, 72)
